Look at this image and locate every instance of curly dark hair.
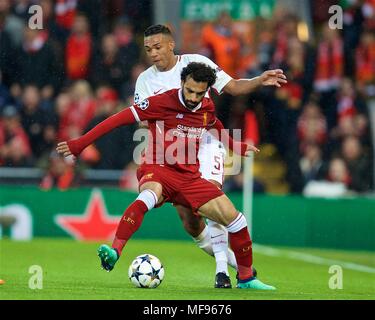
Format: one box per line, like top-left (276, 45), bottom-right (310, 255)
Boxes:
top-left (180, 62), bottom-right (217, 88)
top-left (144, 24), bottom-right (172, 37)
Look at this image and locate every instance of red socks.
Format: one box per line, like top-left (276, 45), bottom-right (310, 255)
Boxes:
top-left (111, 200), bottom-right (148, 256)
top-left (228, 227), bottom-right (254, 280)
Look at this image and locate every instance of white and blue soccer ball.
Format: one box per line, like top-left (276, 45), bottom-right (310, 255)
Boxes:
top-left (128, 254), bottom-right (164, 288)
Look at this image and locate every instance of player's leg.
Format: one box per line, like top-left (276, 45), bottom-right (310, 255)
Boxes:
top-left (204, 201), bottom-right (256, 281)
top-left (175, 204), bottom-right (232, 288)
top-left (206, 178), bottom-right (239, 288)
top-left (174, 204), bottom-right (238, 272)
top-left (197, 135), bottom-right (237, 287)
top-left (175, 204), bottom-right (206, 238)
top-left (198, 194), bottom-right (275, 290)
top-left (206, 218), bottom-right (232, 286)
top-left (98, 181), bottom-right (163, 271)
top-left (175, 204), bottom-right (215, 255)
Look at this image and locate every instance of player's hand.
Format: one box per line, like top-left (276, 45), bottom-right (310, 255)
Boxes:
top-left (56, 141), bottom-right (73, 157)
top-left (244, 144), bottom-right (260, 157)
top-left (260, 69), bottom-right (287, 88)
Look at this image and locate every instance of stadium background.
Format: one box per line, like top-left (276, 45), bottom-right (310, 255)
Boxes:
top-left (0, 0), bottom-right (374, 300)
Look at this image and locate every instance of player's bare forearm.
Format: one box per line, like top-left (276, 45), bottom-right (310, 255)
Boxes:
top-left (56, 107), bottom-right (137, 157)
top-left (223, 69), bottom-right (287, 96)
top-left (224, 77), bottom-right (262, 96)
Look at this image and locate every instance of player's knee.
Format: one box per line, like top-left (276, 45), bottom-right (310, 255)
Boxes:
top-left (206, 219), bottom-right (226, 231)
top-left (176, 207), bottom-right (205, 237)
top-left (183, 215), bottom-right (205, 237)
top-left (139, 182), bottom-right (163, 204)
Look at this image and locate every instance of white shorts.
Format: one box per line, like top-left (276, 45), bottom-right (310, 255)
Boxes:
top-left (198, 132), bottom-right (227, 186)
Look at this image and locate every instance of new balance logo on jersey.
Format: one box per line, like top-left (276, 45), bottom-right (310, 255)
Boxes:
top-left (176, 113), bottom-right (184, 119)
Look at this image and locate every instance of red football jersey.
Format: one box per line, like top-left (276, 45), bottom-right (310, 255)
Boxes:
top-left (129, 88), bottom-right (216, 175)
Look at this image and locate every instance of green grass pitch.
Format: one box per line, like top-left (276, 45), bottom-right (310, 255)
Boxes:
top-left (0, 238), bottom-right (374, 300)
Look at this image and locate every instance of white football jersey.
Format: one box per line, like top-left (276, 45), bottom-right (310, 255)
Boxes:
top-left (134, 54), bottom-right (232, 104)
top-left (134, 54), bottom-right (232, 185)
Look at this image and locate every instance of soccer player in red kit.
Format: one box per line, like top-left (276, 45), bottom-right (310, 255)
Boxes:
top-left (138, 25), bottom-right (286, 288)
top-left (56, 62), bottom-right (275, 290)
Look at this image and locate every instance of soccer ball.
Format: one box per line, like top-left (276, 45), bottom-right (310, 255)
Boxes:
top-left (128, 254), bottom-right (164, 288)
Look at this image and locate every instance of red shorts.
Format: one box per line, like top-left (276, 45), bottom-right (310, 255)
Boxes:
top-left (137, 164), bottom-right (224, 212)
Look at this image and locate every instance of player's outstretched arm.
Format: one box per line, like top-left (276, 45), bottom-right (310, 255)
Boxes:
top-left (56, 107), bottom-right (137, 157)
top-left (223, 69), bottom-right (287, 96)
top-left (209, 117), bottom-right (260, 156)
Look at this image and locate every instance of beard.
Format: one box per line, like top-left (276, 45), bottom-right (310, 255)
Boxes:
top-left (182, 91), bottom-right (199, 110)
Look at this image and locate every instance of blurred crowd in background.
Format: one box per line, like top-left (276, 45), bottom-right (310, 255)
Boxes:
top-left (0, 0), bottom-right (374, 195)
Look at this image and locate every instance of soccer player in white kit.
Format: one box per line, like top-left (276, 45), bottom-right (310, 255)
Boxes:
top-left (135, 25), bottom-right (287, 288)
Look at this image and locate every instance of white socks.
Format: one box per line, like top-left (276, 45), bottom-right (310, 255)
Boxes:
top-left (226, 212), bottom-right (247, 233)
top-left (193, 225), bottom-right (214, 255)
top-left (193, 222), bottom-right (238, 274)
top-left (136, 189), bottom-right (158, 210)
top-left (207, 219), bottom-right (229, 275)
